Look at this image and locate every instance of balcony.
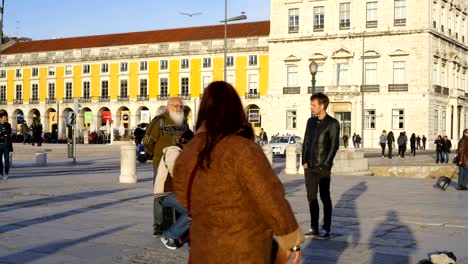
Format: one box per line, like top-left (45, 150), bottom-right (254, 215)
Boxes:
top-left (288, 26), bottom-right (299, 33)
top-left (0, 100), bottom-right (7, 105)
top-left (118, 96), bottom-right (129, 102)
top-left (99, 96), bottom-right (110, 102)
top-left (313, 24), bottom-right (324, 32)
top-left (366, 20), bottom-right (378, 28)
top-left (29, 98), bottom-right (40, 104)
top-left (433, 85), bottom-right (442, 94)
top-left (63, 98), bottom-right (74, 103)
top-left (14, 99), bottom-right (23, 104)
top-left (283, 87), bottom-right (301, 94)
top-left (339, 20), bottom-right (350, 30)
top-left (394, 19), bottom-right (406, 26)
top-left (443, 87), bottom-right (449, 95)
top-left (245, 92), bottom-right (260, 99)
top-left (179, 94), bottom-right (191, 100)
top-left (79, 97), bottom-right (92, 103)
top-left (137, 95), bottom-right (149, 101)
top-left (388, 84), bottom-right (408, 92)
top-left (307, 86), bottom-right (325, 94)
top-left (46, 98), bottom-right (56, 104)
top-left (158, 94), bottom-right (170, 101)
top-left (360, 85), bottom-right (380, 92)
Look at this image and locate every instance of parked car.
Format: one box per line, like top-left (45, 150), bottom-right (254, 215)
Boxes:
top-left (269, 136), bottom-right (302, 157)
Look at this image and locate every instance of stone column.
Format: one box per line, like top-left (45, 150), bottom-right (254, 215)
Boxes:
top-left (262, 144), bottom-right (273, 166)
top-left (297, 143), bottom-right (304, 175)
top-left (119, 142), bottom-right (137, 183)
top-left (285, 144), bottom-right (298, 175)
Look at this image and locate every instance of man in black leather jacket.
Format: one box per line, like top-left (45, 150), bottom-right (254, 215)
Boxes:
top-left (302, 93), bottom-right (340, 238)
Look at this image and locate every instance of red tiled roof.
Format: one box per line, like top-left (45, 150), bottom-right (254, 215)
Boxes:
top-left (2, 21), bottom-right (270, 55)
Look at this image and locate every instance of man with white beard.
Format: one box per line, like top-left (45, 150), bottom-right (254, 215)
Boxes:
top-left (143, 97), bottom-right (188, 237)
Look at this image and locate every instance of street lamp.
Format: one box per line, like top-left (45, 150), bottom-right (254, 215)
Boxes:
top-left (309, 60), bottom-right (318, 95)
top-left (220, 0), bottom-right (247, 81)
top-left (0, 0), bottom-right (5, 61)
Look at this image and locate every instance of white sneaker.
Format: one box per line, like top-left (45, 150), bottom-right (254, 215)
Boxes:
top-left (160, 237), bottom-right (177, 250)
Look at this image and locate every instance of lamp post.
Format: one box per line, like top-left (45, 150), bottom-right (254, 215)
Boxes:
top-left (0, 0), bottom-right (5, 61)
top-left (309, 60), bottom-right (318, 95)
top-left (220, 0), bottom-right (247, 81)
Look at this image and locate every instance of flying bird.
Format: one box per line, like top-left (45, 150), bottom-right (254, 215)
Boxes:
top-left (179, 12), bottom-right (203, 17)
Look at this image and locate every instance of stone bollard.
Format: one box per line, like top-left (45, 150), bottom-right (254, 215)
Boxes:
top-left (35, 152), bottom-right (47, 167)
top-left (262, 144), bottom-right (273, 166)
top-left (119, 142), bottom-right (137, 184)
top-left (285, 144), bottom-right (298, 175)
top-left (297, 144), bottom-right (304, 175)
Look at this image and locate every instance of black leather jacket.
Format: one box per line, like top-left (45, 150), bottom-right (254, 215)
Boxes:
top-left (302, 114), bottom-right (340, 171)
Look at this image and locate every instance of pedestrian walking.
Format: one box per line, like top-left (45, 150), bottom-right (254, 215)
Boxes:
top-left (443, 136), bottom-right (452, 164)
top-left (302, 93), bottom-right (340, 239)
top-left (356, 134), bottom-right (362, 148)
top-left (173, 81), bottom-right (304, 264)
top-left (259, 128), bottom-right (268, 146)
top-left (397, 132), bottom-right (408, 158)
top-left (379, 130), bottom-right (387, 158)
top-left (133, 124), bottom-right (146, 146)
top-left (387, 131), bottom-right (395, 159)
top-left (455, 129), bottom-right (468, 191)
top-left (422, 135), bottom-right (427, 150)
top-left (0, 110), bottom-right (12, 182)
top-left (352, 133), bottom-right (357, 148)
top-left (31, 118), bottom-right (43, 147)
top-left (20, 121), bottom-right (30, 145)
top-left (342, 134), bottom-right (349, 148)
top-left (410, 133), bottom-right (417, 157)
top-left (416, 135), bottom-right (422, 150)
top-left (434, 135), bottom-right (444, 163)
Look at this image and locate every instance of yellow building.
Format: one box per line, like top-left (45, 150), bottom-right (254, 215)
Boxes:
top-left (0, 21), bottom-right (270, 139)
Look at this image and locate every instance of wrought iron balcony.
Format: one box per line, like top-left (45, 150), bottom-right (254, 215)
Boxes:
top-left (137, 95), bottom-right (149, 101)
top-left (99, 96), bottom-right (110, 102)
top-left (79, 97), bottom-right (92, 103)
top-left (63, 98), bottom-right (74, 103)
top-left (179, 94), bottom-right (191, 100)
top-left (29, 98), bottom-right (40, 104)
top-left (158, 94), bottom-right (170, 101)
top-left (360, 85), bottom-right (380, 92)
top-left (46, 98), bottom-right (56, 104)
top-left (118, 96), bottom-right (129, 102)
top-left (14, 99), bottom-right (23, 104)
top-left (308, 86), bottom-right (325, 94)
top-left (388, 84), bottom-right (408, 92)
top-left (245, 92), bottom-right (260, 99)
top-left (283, 87), bottom-right (301, 94)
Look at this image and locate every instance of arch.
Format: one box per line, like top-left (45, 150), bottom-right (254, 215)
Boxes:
top-left (12, 109), bottom-right (24, 133)
top-left (28, 108), bottom-right (41, 125)
top-left (44, 107), bottom-right (57, 135)
top-left (245, 104), bottom-right (262, 133)
top-left (98, 107), bottom-right (112, 127)
top-left (81, 107), bottom-right (93, 129)
top-left (136, 106), bottom-right (150, 125)
top-left (117, 106), bottom-right (130, 139)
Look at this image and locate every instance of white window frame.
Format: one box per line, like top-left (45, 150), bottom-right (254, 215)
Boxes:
top-left (140, 61), bottom-right (148, 71)
top-left (101, 80), bottom-right (109, 97)
top-left (16, 69), bottom-right (22, 78)
top-left (203, 58), bottom-right (212, 68)
top-left (181, 77), bottom-right (190, 95)
top-left (249, 55), bottom-right (258, 66)
top-left (364, 109), bottom-right (376, 129)
top-left (339, 2), bottom-right (351, 28)
top-left (181, 59), bottom-right (190, 69)
top-left (337, 63), bottom-right (349, 85)
top-left (32, 67), bottom-right (39, 77)
top-left (202, 76), bottom-right (211, 89)
top-left (120, 79), bottom-right (129, 98)
top-left (394, 0), bottom-right (407, 22)
top-left (287, 65), bottom-right (298, 88)
top-left (120, 62), bottom-right (128, 73)
top-left (442, 110), bottom-right (447, 131)
top-left (15, 84), bottom-right (22, 100)
top-left (248, 74), bottom-right (258, 94)
top-left (65, 65), bottom-right (73, 75)
top-left (393, 61), bottom-right (406, 85)
top-left (65, 82), bottom-right (73, 100)
top-left (313, 6), bottom-right (325, 30)
top-left (365, 62), bottom-right (378, 85)
top-left (226, 56), bottom-right (235, 67)
top-left (286, 110), bottom-right (297, 130)
top-left (31, 83), bottom-right (39, 100)
top-left (288, 8), bottom-right (299, 32)
top-left (83, 81), bottom-right (91, 99)
top-left (160, 77), bottom-right (169, 96)
top-left (48, 66), bottom-right (55, 76)
top-left (392, 109), bottom-right (405, 130)
top-left (434, 109), bottom-right (439, 131)
top-left (0, 85), bottom-right (7, 102)
top-left (0, 70), bottom-right (6, 78)
top-left (160, 60), bottom-right (169, 71)
top-left (48, 82), bottom-right (56, 99)
top-left (366, 2), bottom-right (378, 25)
top-left (101, 63), bottom-right (109, 73)
top-left (83, 64), bottom-right (90, 74)
top-left (139, 78), bottom-right (148, 96)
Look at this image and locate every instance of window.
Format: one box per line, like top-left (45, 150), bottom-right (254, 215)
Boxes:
top-left (337, 63), bottom-right (349, 85)
top-left (314, 7), bottom-right (325, 31)
top-left (160, 60), bottom-right (168, 70)
top-left (31, 84), bottom-right (39, 100)
top-left (48, 66), bottom-right (55, 76)
top-left (160, 78), bottom-right (168, 96)
top-left (442, 110), bottom-right (446, 131)
top-left (203, 58), bottom-right (211, 68)
top-left (16, 69), bottom-right (22, 78)
top-left (140, 61), bottom-right (148, 71)
top-left (287, 66), bottom-right (298, 87)
top-left (392, 109), bottom-right (405, 129)
top-left (249, 55), bottom-right (258, 66)
top-left (83, 64), bottom-right (90, 74)
top-left (181, 77), bottom-right (189, 95)
top-left (226, 56), bottom-right (234, 67)
top-left (316, 64), bottom-right (324, 87)
top-left (202, 76), bottom-right (211, 89)
top-left (394, 0), bottom-right (406, 26)
top-left (83, 81), bottom-right (90, 99)
top-left (0, 70), bottom-right (5, 78)
top-left (0, 85), bottom-right (6, 102)
top-left (339, 2), bottom-right (351, 29)
top-left (433, 63), bottom-right (438, 85)
top-left (120, 62), bottom-right (128, 72)
top-left (140, 79), bottom-right (148, 95)
top-left (48, 83), bottom-right (55, 99)
top-left (65, 82), bottom-right (73, 100)
top-left (393, 61), bottom-right (406, 84)
top-left (120, 80), bottom-right (128, 97)
top-left (286, 110), bottom-right (297, 130)
top-left (288, 8), bottom-right (299, 33)
top-left (101, 80), bottom-right (109, 97)
top-left (365, 62), bottom-right (377, 85)
top-left (248, 74), bottom-right (258, 94)
top-left (181, 59), bottom-right (189, 69)
top-left (32, 68), bottom-right (39, 77)
top-left (441, 7), bottom-right (445, 32)
top-left (65, 65), bottom-right (72, 75)
top-left (365, 110), bottom-right (376, 129)
top-left (101, 63), bottom-right (109, 73)
top-left (366, 2), bottom-right (378, 28)
top-left (434, 109), bottom-right (439, 131)
top-left (16, 84), bottom-right (22, 100)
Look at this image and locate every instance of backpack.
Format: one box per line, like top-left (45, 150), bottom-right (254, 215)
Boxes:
top-left (143, 115), bottom-right (165, 159)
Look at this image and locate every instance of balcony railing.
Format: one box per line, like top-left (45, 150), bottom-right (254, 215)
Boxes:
top-left (158, 94), bottom-right (170, 101)
top-left (443, 87), bottom-right (449, 95)
top-left (360, 85), bottom-right (380, 92)
top-left (394, 19), bottom-right (406, 26)
top-left (388, 84), bottom-right (408, 92)
top-left (313, 24), bottom-right (324, 32)
top-left (0, 100), bottom-right (7, 105)
top-left (29, 98), bottom-right (40, 104)
top-left (14, 99), bottom-right (23, 104)
top-left (99, 96), bottom-right (110, 102)
top-left (288, 26), bottom-right (299, 33)
top-left (179, 94), bottom-right (191, 100)
top-left (283, 87), bottom-right (301, 94)
top-left (118, 96), bottom-right (129, 102)
top-left (79, 97), bottom-right (92, 103)
top-left (308, 86), bottom-right (325, 94)
top-left (433, 85), bottom-right (442, 94)
top-left (46, 98), bottom-right (56, 104)
top-left (245, 92), bottom-right (260, 99)
top-left (137, 95), bottom-right (149, 101)
top-left (366, 20), bottom-right (378, 28)
top-left (339, 20), bottom-right (351, 30)
top-left (63, 98), bottom-right (74, 103)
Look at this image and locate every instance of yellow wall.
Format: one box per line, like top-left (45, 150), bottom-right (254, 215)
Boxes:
top-left (129, 62), bottom-right (138, 99)
top-left (7, 70), bottom-right (14, 103)
top-left (22, 68), bottom-right (31, 101)
top-left (91, 64), bottom-right (100, 97)
top-left (169, 60), bottom-right (179, 96)
top-left (190, 58), bottom-right (201, 98)
top-left (149, 61), bottom-right (159, 98)
top-left (109, 63), bottom-right (119, 99)
top-left (39, 68), bottom-right (47, 101)
top-left (213, 57), bottom-right (224, 81)
top-left (259, 55), bottom-right (269, 97)
top-left (73, 65), bottom-right (82, 98)
top-left (56, 66), bottom-right (64, 101)
top-left (235, 56), bottom-right (247, 96)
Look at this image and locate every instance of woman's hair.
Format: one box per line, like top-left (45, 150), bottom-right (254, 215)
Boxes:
top-left (463, 129), bottom-right (468, 138)
top-left (196, 81), bottom-right (254, 168)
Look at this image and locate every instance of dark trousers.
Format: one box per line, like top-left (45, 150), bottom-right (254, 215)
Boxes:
top-left (436, 150), bottom-right (444, 163)
top-left (380, 143), bottom-right (386, 156)
top-left (0, 144), bottom-right (10, 175)
top-left (388, 145), bottom-right (393, 159)
top-left (423, 142), bottom-right (426, 150)
top-left (398, 145), bottom-right (406, 157)
top-left (411, 145), bottom-right (416, 156)
top-left (304, 167), bottom-right (332, 232)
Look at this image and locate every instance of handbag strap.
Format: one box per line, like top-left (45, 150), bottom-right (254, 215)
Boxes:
top-left (187, 163), bottom-right (199, 217)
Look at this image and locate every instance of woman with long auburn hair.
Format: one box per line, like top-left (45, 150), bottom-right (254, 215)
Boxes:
top-left (173, 81), bottom-right (304, 264)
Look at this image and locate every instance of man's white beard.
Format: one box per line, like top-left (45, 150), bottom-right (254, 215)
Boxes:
top-left (169, 111), bottom-right (185, 125)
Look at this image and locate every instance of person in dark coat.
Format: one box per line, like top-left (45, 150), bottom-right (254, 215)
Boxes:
top-left (342, 134), bottom-right (349, 148)
top-left (443, 136), bottom-right (452, 164)
top-left (397, 132), bottom-right (408, 158)
top-left (352, 133), bottom-right (357, 148)
top-left (410, 133), bottom-right (417, 157)
top-left (387, 131), bottom-right (395, 159)
top-left (434, 135), bottom-right (444, 163)
top-left (422, 135), bottom-right (427, 150)
top-left (416, 135), bottom-right (421, 150)
top-left (133, 124), bottom-right (146, 146)
top-left (0, 110), bottom-right (12, 181)
top-left (456, 129), bottom-right (468, 190)
top-left (356, 134), bottom-right (362, 148)
top-left (31, 118), bottom-right (43, 147)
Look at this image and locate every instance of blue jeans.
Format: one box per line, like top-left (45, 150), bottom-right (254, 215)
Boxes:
top-left (0, 144), bottom-right (10, 175)
top-left (159, 193), bottom-right (190, 240)
top-left (443, 152), bottom-right (449, 164)
top-left (459, 167), bottom-right (468, 188)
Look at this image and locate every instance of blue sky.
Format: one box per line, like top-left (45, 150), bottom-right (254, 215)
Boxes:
top-left (3, 0), bottom-right (270, 40)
